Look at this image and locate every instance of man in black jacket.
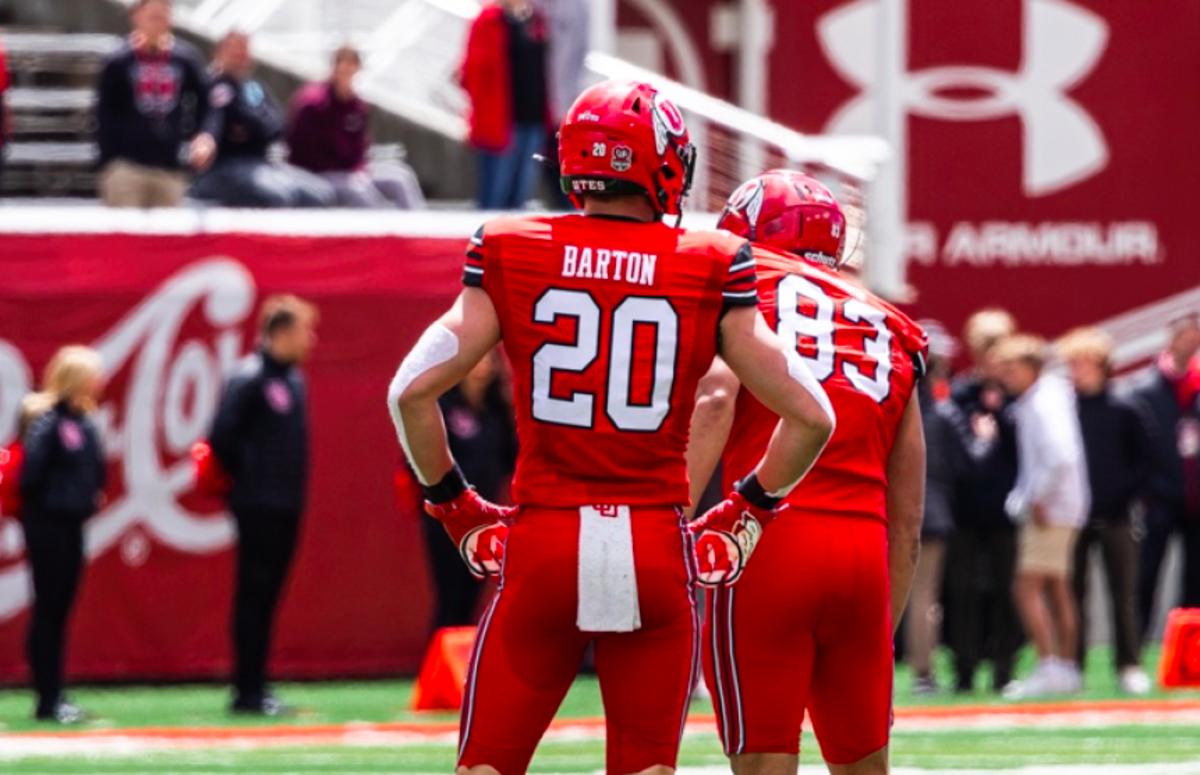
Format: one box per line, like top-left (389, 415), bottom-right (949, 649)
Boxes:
top-left (1060, 327), bottom-right (1152, 693)
top-left (210, 295), bottom-right (317, 715)
top-left (944, 309), bottom-right (1024, 693)
top-left (1129, 314), bottom-right (1200, 641)
top-left (95, 0), bottom-right (208, 207)
top-left (189, 32), bottom-right (333, 208)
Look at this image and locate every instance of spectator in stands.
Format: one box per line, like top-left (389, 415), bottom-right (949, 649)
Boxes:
top-left (19, 346), bottom-right (106, 723)
top-left (461, 0), bottom-right (549, 210)
top-left (189, 32), bottom-right (334, 208)
top-left (209, 295), bottom-right (317, 716)
top-left (95, 0), bottom-right (209, 208)
top-left (1131, 313), bottom-right (1200, 639)
top-left (537, 0), bottom-right (588, 209)
top-left (996, 334), bottom-right (1090, 699)
top-left (421, 351), bottom-right (516, 630)
top-left (905, 321), bottom-right (961, 694)
top-left (286, 45), bottom-right (425, 209)
top-left (945, 309), bottom-right (1023, 693)
top-left (1059, 327), bottom-right (1152, 694)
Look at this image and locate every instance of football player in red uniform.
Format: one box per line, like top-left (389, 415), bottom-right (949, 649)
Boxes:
top-left (387, 85), bottom-right (835, 774)
top-left (688, 170), bottom-right (928, 775)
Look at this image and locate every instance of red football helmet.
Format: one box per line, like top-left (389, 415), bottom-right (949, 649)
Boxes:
top-left (717, 170), bottom-right (848, 269)
top-left (558, 80), bottom-right (696, 217)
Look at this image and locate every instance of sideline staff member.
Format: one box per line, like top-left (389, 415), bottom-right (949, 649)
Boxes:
top-left (210, 295), bottom-right (317, 715)
top-left (19, 346), bottom-right (106, 723)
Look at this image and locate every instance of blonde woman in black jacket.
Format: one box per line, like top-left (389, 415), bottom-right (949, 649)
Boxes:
top-left (18, 346), bottom-right (106, 723)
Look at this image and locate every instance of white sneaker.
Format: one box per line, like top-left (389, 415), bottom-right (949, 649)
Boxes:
top-left (1119, 666), bottom-right (1152, 695)
top-left (1052, 660), bottom-right (1083, 694)
top-left (1002, 659), bottom-right (1059, 700)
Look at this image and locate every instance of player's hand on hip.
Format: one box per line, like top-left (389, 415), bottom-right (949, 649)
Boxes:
top-left (689, 491), bottom-right (780, 587)
top-left (423, 473), bottom-right (515, 579)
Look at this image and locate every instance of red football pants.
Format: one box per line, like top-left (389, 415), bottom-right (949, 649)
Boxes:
top-left (458, 506), bottom-right (699, 774)
top-left (703, 513), bottom-right (893, 764)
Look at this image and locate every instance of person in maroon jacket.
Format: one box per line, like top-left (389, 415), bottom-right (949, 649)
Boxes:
top-left (286, 45), bottom-right (424, 209)
top-left (460, 0), bottom-right (549, 210)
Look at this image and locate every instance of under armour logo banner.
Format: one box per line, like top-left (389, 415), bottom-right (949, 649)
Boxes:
top-left (819, 0), bottom-right (1109, 196)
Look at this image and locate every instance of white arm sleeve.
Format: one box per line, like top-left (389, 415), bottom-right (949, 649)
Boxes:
top-left (386, 323), bottom-right (460, 485)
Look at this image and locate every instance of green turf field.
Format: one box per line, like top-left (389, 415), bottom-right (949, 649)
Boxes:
top-left (0, 647), bottom-right (1197, 773)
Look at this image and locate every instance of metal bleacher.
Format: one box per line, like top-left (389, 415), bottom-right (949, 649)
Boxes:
top-left (3, 32), bottom-right (119, 198)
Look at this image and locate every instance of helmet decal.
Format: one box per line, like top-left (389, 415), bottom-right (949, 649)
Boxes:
top-left (728, 178), bottom-right (766, 231)
top-left (611, 145), bottom-right (633, 172)
top-left (651, 93), bottom-right (687, 156)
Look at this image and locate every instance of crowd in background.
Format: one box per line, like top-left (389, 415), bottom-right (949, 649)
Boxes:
top-left (908, 311), bottom-right (1200, 697)
top-left (94, 0), bottom-right (424, 209)
top-left (88, 0), bottom-right (588, 211)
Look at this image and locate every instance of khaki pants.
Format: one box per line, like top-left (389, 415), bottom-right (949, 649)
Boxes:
top-left (1017, 523), bottom-right (1080, 578)
top-left (99, 160), bottom-right (187, 208)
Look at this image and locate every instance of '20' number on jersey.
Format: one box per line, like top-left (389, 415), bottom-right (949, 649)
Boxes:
top-left (776, 275), bottom-right (892, 403)
top-left (532, 289), bottom-right (678, 432)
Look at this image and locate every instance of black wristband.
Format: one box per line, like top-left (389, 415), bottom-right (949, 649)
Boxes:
top-left (735, 472), bottom-right (783, 511)
top-left (423, 463), bottom-right (469, 504)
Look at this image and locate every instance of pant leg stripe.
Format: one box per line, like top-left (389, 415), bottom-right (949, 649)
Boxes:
top-left (676, 518), bottom-right (701, 747)
top-left (457, 562), bottom-right (505, 762)
top-left (726, 586), bottom-right (746, 755)
top-left (711, 585), bottom-right (734, 754)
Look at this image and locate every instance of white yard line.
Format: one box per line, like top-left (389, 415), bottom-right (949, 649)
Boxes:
top-left (0, 706), bottom-right (1198, 761)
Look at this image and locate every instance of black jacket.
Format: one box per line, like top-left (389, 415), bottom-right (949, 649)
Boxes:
top-left (96, 39), bottom-right (208, 170)
top-left (1076, 389), bottom-right (1151, 521)
top-left (19, 402), bottom-right (106, 521)
top-left (950, 374), bottom-right (1019, 528)
top-left (1127, 365), bottom-right (1196, 506)
top-left (440, 382), bottom-right (517, 504)
top-left (202, 74), bottom-right (285, 160)
top-left (210, 350), bottom-right (309, 515)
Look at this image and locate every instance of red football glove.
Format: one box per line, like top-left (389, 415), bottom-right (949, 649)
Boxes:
top-left (689, 491), bottom-right (781, 587)
top-left (424, 489), bottom-right (514, 579)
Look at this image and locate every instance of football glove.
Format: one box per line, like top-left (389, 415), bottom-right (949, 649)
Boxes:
top-left (422, 465), bottom-right (514, 579)
top-left (689, 474), bottom-right (783, 587)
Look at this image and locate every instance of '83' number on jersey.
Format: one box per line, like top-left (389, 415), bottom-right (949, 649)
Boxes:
top-left (532, 289), bottom-right (679, 431)
top-left (776, 274), bottom-right (892, 403)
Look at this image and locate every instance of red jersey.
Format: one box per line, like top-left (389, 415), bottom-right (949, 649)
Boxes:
top-left (466, 214), bottom-right (755, 508)
top-left (722, 246), bottom-right (928, 523)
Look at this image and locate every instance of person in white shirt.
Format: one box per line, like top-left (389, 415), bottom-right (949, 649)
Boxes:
top-left (994, 334), bottom-right (1091, 699)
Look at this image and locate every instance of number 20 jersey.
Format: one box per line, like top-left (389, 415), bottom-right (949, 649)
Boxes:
top-left (722, 245), bottom-right (928, 524)
top-left (465, 214), bottom-right (757, 509)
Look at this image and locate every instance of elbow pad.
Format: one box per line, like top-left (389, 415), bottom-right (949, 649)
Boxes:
top-left (784, 347), bottom-right (836, 430)
top-left (386, 323), bottom-right (459, 485)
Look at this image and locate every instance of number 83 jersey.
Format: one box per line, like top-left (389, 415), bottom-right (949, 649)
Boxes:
top-left (722, 245), bottom-right (929, 524)
top-left (465, 214), bottom-right (756, 509)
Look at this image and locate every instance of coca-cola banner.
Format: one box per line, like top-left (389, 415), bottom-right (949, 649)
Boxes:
top-left (0, 210), bottom-right (475, 680)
